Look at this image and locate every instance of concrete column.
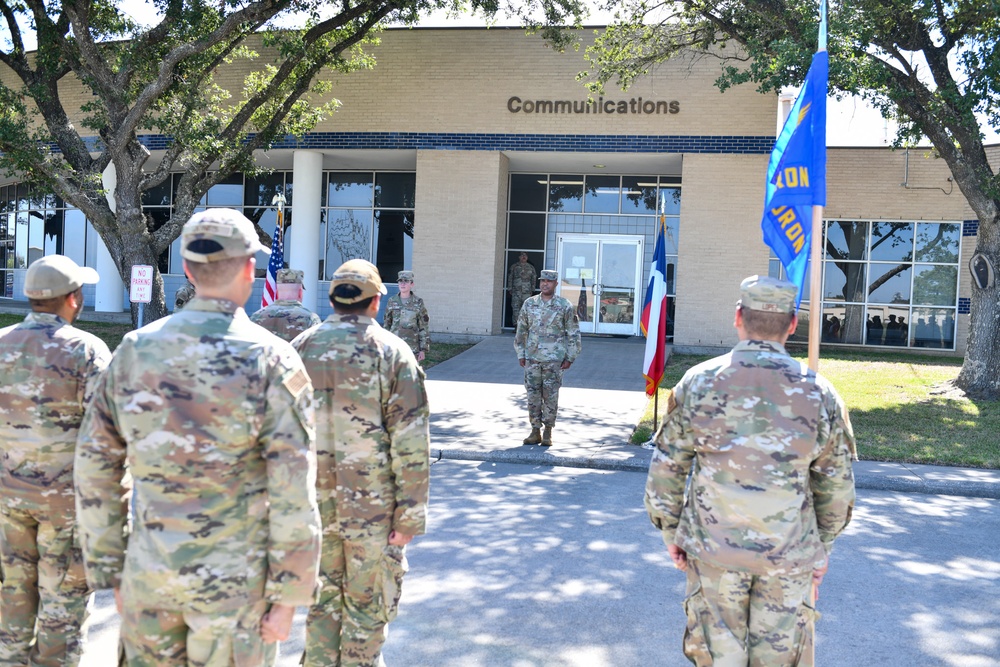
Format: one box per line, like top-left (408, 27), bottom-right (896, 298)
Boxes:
top-left (289, 150), bottom-right (323, 312)
top-left (96, 164), bottom-right (125, 312)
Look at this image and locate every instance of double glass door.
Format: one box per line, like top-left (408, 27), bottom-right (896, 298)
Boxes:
top-left (556, 234), bottom-right (644, 335)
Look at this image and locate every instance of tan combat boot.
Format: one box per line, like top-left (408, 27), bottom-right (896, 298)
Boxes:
top-left (523, 428), bottom-right (542, 445)
top-left (540, 426), bottom-right (553, 446)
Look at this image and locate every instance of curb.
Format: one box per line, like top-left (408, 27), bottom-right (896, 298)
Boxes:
top-left (432, 448), bottom-right (1000, 500)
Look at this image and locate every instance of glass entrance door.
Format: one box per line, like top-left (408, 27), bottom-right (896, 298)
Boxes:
top-left (556, 234), bottom-right (644, 335)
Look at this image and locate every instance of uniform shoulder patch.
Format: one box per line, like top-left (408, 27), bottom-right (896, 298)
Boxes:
top-left (282, 368), bottom-right (311, 399)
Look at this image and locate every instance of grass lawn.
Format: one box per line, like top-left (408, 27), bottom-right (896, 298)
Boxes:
top-left (633, 347), bottom-right (1000, 470)
top-left (423, 343), bottom-right (475, 369)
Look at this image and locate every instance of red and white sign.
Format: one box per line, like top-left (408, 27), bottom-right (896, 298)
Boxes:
top-left (130, 265), bottom-right (154, 303)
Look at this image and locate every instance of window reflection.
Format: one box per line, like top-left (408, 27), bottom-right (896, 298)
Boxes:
top-left (584, 175), bottom-right (620, 214)
top-left (912, 264), bottom-right (957, 306)
top-left (867, 264), bottom-right (911, 304)
top-left (911, 308), bottom-right (956, 348)
top-left (324, 209), bottom-right (372, 279)
top-left (865, 305), bottom-right (909, 346)
top-left (328, 172), bottom-right (373, 208)
top-left (548, 175), bottom-right (584, 213)
top-left (915, 223), bottom-right (959, 263)
top-left (826, 221), bottom-right (867, 261)
top-left (823, 261), bottom-right (866, 302)
top-left (620, 177), bottom-right (658, 215)
top-left (869, 222), bottom-right (913, 262)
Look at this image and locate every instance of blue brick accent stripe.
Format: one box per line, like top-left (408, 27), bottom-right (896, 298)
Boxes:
top-left (963, 219), bottom-right (979, 236)
top-left (958, 297), bottom-right (971, 315)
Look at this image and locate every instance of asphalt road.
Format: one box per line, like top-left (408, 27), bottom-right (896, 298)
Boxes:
top-left (81, 460), bottom-right (1000, 666)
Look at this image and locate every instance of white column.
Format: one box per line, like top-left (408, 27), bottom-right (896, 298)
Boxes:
top-left (96, 164), bottom-right (125, 312)
top-left (289, 150), bottom-right (323, 312)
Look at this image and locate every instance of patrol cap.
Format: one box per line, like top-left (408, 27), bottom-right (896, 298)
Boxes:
top-left (539, 270), bottom-right (559, 281)
top-left (24, 255), bottom-right (100, 299)
top-left (277, 268), bottom-right (304, 285)
top-left (738, 275), bottom-right (798, 314)
top-left (330, 259), bottom-right (387, 303)
top-left (397, 270), bottom-right (414, 282)
top-left (180, 208), bottom-right (270, 264)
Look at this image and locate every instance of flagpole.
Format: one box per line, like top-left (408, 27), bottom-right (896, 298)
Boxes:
top-left (807, 204), bottom-right (823, 371)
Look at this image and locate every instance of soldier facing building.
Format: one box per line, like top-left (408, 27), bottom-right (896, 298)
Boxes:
top-left (293, 259), bottom-right (430, 667)
top-left (250, 267), bottom-right (321, 341)
top-left (383, 269), bottom-right (430, 362)
top-left (0, 255), bottom-right (111, 667)
top-left (645, 275), bottom-right (856, 666)
top-left (514, 268), bottom-right (581, 446)
top-left (74, 208), bottom-right (322, 665)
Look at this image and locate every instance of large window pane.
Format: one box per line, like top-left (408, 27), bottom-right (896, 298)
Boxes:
top-left (328, 172), bottom-right (373, 207)
top-left (549, 175), bottom-right (583, 213)
top-left (869, 222), bottom-right (913, 262)
top-left (911, 308), bottom-right (955, 348)
top-left (324, 209), bottom-right (372, 279)
top-left (244, 172), bottom-right (287, 209)
top-left (915, 223), bottom-right (959, 263)
top-left (43, 209), bottom-right (64, 255)
top-left (912, 264), bottom-right (958, 306)
top-left (620, 177), bottom-right (658, 215)
top-left (826, 221), bottom-right (867, 261)
top-left (657, 186), bottom-right (682, 216)
top-left (64, 209), bottom-right (86, 268)
top-left (822, 303), bottom-right (865, 344)
top-left (865, 305), bottom-right (909, 346)
top-left (27, 212), bottom-right (44, 266)
top-left (142, 180), bottom-right (172, 207)
top-left (374, 210), bottom-right (414, 281)
top-left (867, 264), bottom-right (911, 304)
top-left (374, 173), bottom-right (415, 209)
top-left (509, 174), bottom-right (547, 211)
top-left (508, 212), bottom-right (546, 250)
top-left (824, 262), bottom-right (866, 302)
top-left (584, 175), bottom-right (620, 214)
top-left (206, 174), bottom-right (243, 206)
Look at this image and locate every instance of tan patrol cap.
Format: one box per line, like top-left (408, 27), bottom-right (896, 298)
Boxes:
top-left (330, 259), bottom-right (387, 303)
top-left (277, 268), bottom-right (304, 285)
top-left (739, 275), bottom-right (798, 313)
top-left (24, 255), bottom-right (100, 299)
top-left (180, 208), bottom-right (270, 264)
top-left (539, 269), bottom-right (558, 281)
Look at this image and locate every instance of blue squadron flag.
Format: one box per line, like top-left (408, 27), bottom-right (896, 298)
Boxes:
top-left (761, 0), bottom-right (828, 308)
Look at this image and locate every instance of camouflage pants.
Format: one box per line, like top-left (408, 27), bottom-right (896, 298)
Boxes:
top-left (302, 526), bottom-right (408, 667)
top-left (682, 558), bottom-right (816, 667)
top-left (119, 599), bottom-right (275, 667)
top-left (511, 291), bottom-right (531, 324)
top-left (0, 503), bottom-right (90, 667)
top-left (523, 360), bottom-right (564, 428)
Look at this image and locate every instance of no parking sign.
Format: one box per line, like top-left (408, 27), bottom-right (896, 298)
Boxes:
top-left (130, 265), bottom-right (153, 303)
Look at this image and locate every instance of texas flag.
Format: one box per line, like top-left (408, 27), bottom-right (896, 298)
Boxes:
top-left (641, 198), bottom-right (669, 396)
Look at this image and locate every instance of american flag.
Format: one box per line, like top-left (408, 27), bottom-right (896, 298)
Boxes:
top-left (261, 193), bottom-right (285, 308)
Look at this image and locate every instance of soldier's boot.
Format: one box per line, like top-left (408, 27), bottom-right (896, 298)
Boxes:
top-left (523, 428), bottom-right (542, 445)
top-left (540, 426), bottom-right (553, 446)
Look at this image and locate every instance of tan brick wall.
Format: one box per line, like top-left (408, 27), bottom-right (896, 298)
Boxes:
top-left (413, 150), bottom-right (507, 335)
top-left (674, 153), bottom-right (771, 348)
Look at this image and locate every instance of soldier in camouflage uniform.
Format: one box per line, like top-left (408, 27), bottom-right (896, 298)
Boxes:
top-left (514, 269), bottom-right (581, 447)
top-left (382, 270), bottom-right (430, 362)
top-left (75, 208), bottom-right (322, 666)
top-left (251, 268), bottom-right (321, 341)
top-left (293, 259), bottom-right (430, 667)
top-left (174, 279), bottom-right (195, 311)
top-left (645, 275), bottom-right (856, 666)
top-left (0, 255), bottom-right (110, 666)
top-left (508, 252), bottom-right (536, 325)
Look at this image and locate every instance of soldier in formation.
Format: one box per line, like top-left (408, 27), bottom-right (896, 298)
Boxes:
top-left (645, 275), bottom-right (856, 666)
top-left (508, 252), bottom-right (536, 325)
top-left (0, 255), bottom-right (111, 666)
top-left (293, 259), bottom-right (430, 667)
top-left (383, 270), bottom-right (430, 362)
top-left (173, 278), bottom-right (195, 311)
top-left (250, 267), bottom-right (321, 341)
top-left (75, 208), bottom-right (322, 665)
top-left (514, 268), bottom-right (581, 447)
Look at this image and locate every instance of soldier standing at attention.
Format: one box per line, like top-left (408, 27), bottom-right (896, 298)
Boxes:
top-left (74, 208), bottom-right (322, 666)
top-left (508, 251), bottom-right (536, 325)
top-left (514, 269), bottom-right (581, 447)
top-left (0, 255), bottom-right (110, 666)
top-left (173, 278), bottom-right (195, 311)
top-left (293, 259), bottom-right (430, 667)
top-left (382, 270), bottom-right (430, 362)
top-left (645, 275), bottom-right (856, 666)
top-left (250, 268), bottom-right (321, 341)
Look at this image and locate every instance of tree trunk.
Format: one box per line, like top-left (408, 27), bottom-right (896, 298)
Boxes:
top-left (116, 212), bottom-right (169, 329)
top-left (955, 213), bottom-right (1000, 399)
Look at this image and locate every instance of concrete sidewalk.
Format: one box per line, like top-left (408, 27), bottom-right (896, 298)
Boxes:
top-left (427, 334), bottom-right (1000, 499)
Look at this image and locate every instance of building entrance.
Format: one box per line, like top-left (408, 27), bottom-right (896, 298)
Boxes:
top-left (556, 234), bottom-right (644, 335)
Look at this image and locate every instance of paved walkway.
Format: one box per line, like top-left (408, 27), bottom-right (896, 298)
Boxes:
top-left (427, 334), bottom-right (1000, 499)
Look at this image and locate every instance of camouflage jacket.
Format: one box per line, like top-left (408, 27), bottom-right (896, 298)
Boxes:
top-left (383, 293), bottom-right (430, 356)
top-left (173, 281), bottom-right (195, 311)
top-left (0, 312), bottom-right (111, 513)
top-left (292, 312), bottom-right (430, 541)
top-left (508, 262), bottom-right (537, 295)
top-left (514, 294), bottom-right (581, 364)
top-left (74, 297), bottom-right (321, 612)
top-left (645, 339), bottom-right (857, 576)
top-left (250, 300), bottom-right (321, 342)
